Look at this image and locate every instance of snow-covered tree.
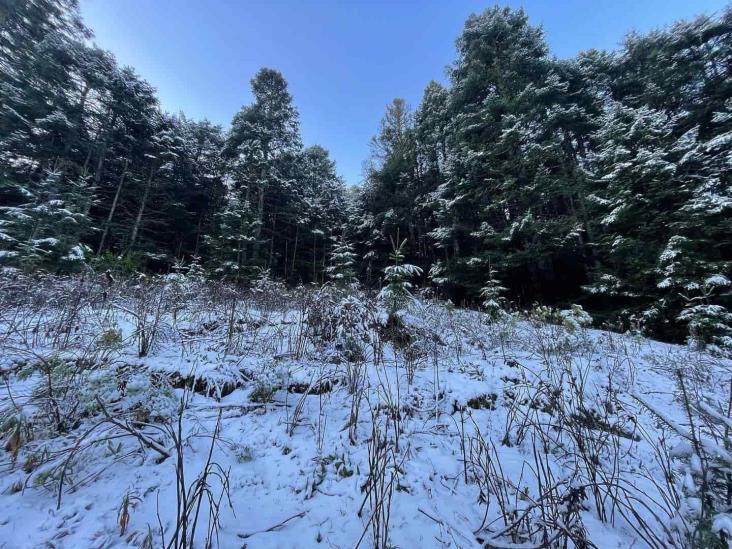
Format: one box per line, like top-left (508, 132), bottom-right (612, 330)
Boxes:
top-left (0, 170), bottom-right (90, 271)
top-left (205, 194), bottom-right (258, 281)
top-left (327, 236), bottom-right (356, 288)
top-left (676, 275), bottom-right (732, 354)
top-left (480, 264), bottom-right (508, 317)
top-left (379, 236), bottom-right (422, 315)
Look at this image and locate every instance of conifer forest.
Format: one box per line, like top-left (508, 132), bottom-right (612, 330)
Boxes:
top-left (1, 1), bottom-right (732, 548)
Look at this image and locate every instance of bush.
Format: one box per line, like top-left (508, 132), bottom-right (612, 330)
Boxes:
top-left (97, 327), bottom-right (123, 348)
top-left (91, 252), bottom-right (141, 277)
top-left (249, 382), bottom-right (277, 403)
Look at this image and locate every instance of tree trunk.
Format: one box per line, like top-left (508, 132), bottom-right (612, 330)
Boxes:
top-left (193, 216), bottom-right (203, 257)
top-left (252, 183), bottom-right (265, 261)
top-left (312, 233), bottom-right (317, 283)
top-left (268, 215), bottom-right (277, 269)
top-left (240, 185), bottom-right (251, 264)
top-left (83, 111), bottom-right (118, 216)
top-left (291, 224), bottom-right (299, 280)
top-left (252, 150), bottom-right (268, 263)
top-left (96, 159), bottom-right (128, 256)
top-left (321, 232), bottom-right (328, 284)
top-left (127, 165), bottom-right (154, 256)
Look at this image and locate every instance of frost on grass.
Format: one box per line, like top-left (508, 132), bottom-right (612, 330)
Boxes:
top-left (1, 271), bottom-right (732, 548)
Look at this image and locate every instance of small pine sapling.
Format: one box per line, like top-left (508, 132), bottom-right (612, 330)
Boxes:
top-left (678, 275), bottom-right (732, 354)
top-left (479, 264), bottom-right (507, 318)
top-left (326, 235), bottom-right (357, 289)
top-left (378, 236), bottom-right (422, 315)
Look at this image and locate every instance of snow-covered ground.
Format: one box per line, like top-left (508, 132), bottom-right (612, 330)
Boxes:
top-left (1, 274), bottom-right (730, 548)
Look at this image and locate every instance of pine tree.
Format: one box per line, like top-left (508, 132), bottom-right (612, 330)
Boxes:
top-left (0, 170), bottom-right (90, 271)
top-left (357, 99), bottom-right (421, 279)
top-left (425, 6), bottom-right (592, 300)
top-left (378, 236), bottom-right (423, 315)
top-left (206, 194), bottom-right (258, 281)
top-left (480, 264), bottom-right (508, 318)
top-left (327, 236), bottom-right (356, 288)
top-left (677, 276), bottom-right (732, 353)
top-left (295, 146), bottom-right (347, 283)
top-left (583, 103), bottom-right (682, 300)
top-left (581, 8), bottom-right (732, 340)
top-left (224, 68), bottom-right (302, 271)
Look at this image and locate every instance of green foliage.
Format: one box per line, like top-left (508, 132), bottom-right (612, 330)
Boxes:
top-left (249, 382), bottom-right (277, 403)
top-left (91, 253), bottom-right (141, 276)
top-left (0, 0), bottom-right (730, 345)
top-left (97, 328), bottom-right (123, 349)
top-left (480, 264), bottom-right (508, 318)
top-left (559, 305), bottom-right (593, 333)
top-left (234, 445), bottom-right (255, 463)
top-left (327, 236), bottom-right (357, 287)
top-left (354, 5), bottom-right (731, 344)
top-left (0, 2), bottom-right (345, 283)
top-left (678, 301), bottom-right (732, 354)
top-left (379, 236), bottom-right (422, 315)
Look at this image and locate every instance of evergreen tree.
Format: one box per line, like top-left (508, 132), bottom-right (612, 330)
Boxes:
top-left (224, 68), bottom-right (302, 270)
top-left (0, 0), bottom-right (729, 347)
top-left (327, 235), bottom-right (356, 288)
top-left (379, 236), bottom-right (423, 315)
top-left (294, 145), bottom-right (347, 283)
top-left (206, 194), bottom-right (258, 281)
top-left (440, 7), bottom-right (592, 300)
top-left (0, 170), bottom-right (90, 271)
top-left (480, 264), bottom-right (508, 318)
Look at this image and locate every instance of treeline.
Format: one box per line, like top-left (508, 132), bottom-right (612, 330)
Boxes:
top-left (0, 0), bottom-right (347, 283)
top-left (1, 1), bottom-right (730, 349)
top-left (355, 7), bottom-right (732, 347)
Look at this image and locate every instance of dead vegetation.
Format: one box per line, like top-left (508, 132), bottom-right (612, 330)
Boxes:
top-left (1, 271), bottom-right (731, 547)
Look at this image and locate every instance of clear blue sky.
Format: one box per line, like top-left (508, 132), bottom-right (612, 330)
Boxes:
top-left (80, 0), bottom-right (728, 186)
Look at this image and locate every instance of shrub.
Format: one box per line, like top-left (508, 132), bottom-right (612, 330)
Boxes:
top-left (250, 382), bottom-right (277, 403)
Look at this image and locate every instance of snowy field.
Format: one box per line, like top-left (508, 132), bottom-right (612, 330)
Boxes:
top-left (1, 272), bottom-right (731, 548)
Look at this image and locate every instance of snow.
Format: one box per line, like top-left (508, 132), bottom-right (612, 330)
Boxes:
top-left (712, 513), bottom-right (732, 538)
top-left (705, 274), bottom-right (731, 288)
top-left (62, 245), bottom-right (86, 262)
top-left (31, 237), bottom-right (59, 247)
top-left (705, 131), bottom-right (732, 152)
top-left (1, 276), bottom-right (731, 548)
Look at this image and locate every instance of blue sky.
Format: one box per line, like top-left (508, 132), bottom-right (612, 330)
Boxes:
top-left (80, 0), bottom-right (729, 186)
